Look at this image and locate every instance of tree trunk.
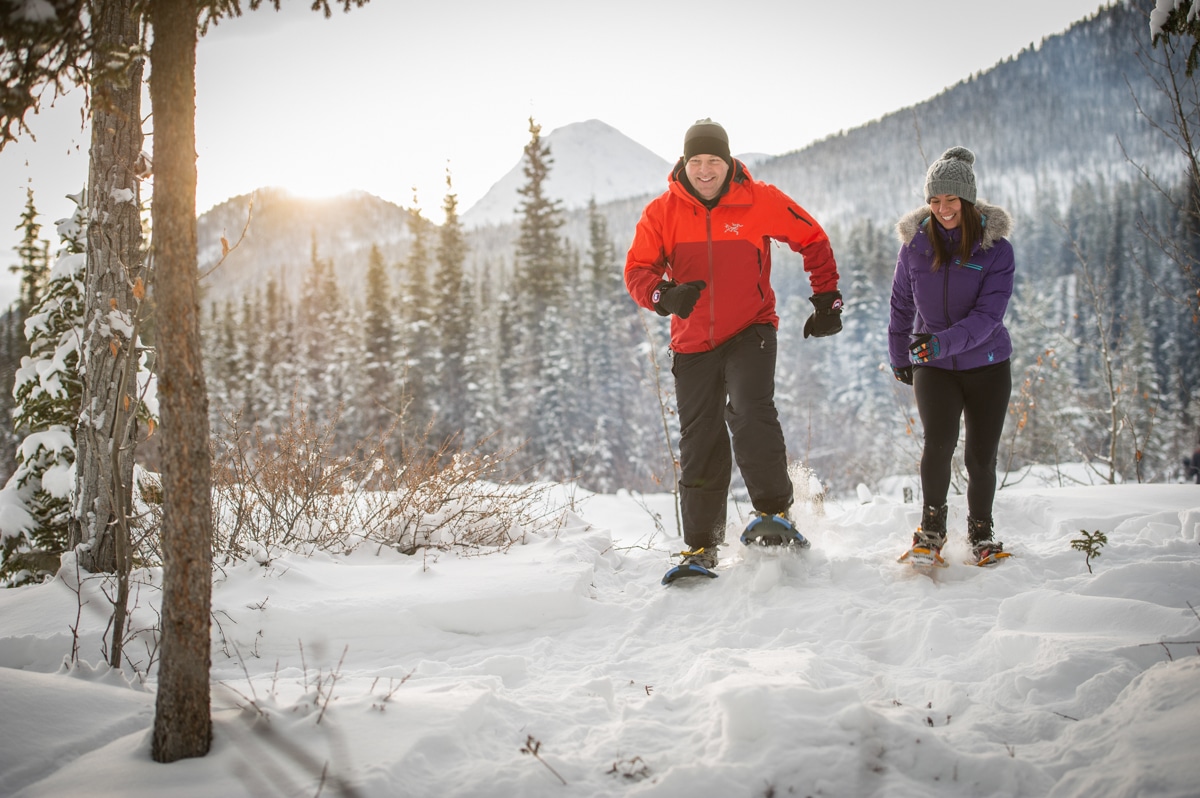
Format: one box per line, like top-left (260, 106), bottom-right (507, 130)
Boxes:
top-left (149, 0), bottom-right (213, 763)
top-left (70, 0), bottom-right (145, 669)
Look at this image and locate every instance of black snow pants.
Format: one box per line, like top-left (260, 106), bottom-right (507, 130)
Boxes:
top-left (671, 324), bottom-right (793, 551)
top-left (912, 359), bottom-right (1012, 520)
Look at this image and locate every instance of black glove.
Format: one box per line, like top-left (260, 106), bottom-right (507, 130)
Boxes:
top-left (908, 333), bottom-right (941, 364)
top-left (803, 290), bottom-right (843, 338)
top-left (892, 365), bottom-right (913, 385)
top-left (653, 280), bottom-right (706, 319)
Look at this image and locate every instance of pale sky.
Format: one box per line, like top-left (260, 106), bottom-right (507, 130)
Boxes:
top-left (1, 0), bottom-right (1110, 299)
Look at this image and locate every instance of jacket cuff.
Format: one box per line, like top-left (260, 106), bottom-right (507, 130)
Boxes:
top-left (651, 281), bottom-right (673, 316)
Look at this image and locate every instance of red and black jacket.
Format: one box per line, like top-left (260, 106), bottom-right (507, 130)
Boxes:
top-left (625, 159), bottom-right (839, 353)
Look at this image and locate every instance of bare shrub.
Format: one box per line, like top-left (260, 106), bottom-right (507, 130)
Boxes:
top-left (209, 399), bottom-right (564, 562)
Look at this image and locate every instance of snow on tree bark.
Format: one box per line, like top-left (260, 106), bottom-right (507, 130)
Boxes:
top-left (69, 0), bottom-right (144, 584)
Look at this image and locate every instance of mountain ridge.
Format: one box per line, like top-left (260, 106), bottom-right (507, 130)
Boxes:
top-left (460, 118), bottom-right (671, 229)
top-left (196, 2), bottom-right (1178, 302)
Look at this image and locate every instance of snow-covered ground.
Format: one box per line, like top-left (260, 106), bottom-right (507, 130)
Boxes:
top-left (1, 478), bottom-right (1198, 797)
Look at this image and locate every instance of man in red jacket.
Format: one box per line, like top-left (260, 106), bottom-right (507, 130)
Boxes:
top-left (625, 118), bottom-right (843, 580)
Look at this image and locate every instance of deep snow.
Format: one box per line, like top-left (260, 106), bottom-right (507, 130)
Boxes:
top-left (1, 475), bottom-right (1198, 797)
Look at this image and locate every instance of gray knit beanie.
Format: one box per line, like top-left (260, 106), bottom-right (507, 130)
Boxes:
top-left (683, 118), bottom-right (732, 165)
top-left (924, 146), bottom-right (977, 204)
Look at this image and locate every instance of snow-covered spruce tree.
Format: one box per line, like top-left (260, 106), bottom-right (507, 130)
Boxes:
top-left (514, 117), bottom-right (567, 321)
top-left (260, 278), bottom-right (297, 428)
top-left (362, 243), bottom-right (397, 438)
top-left (461, 255), bottom-right (508, 454)
top-left (434, 168), bottom-right (470, 448)
top-left (512, 117), bottom-right (572, 477)
top-left (295, 236), bottom-right (357, 438)
top-left (0, 310), bottom-right (24, 485)
top-left (0, 188), bottom-right (53, 484)
top-left (13, 187), bottom-right (51, 317)
top-left (0, 0), bottom-right (90, 150)
top-left (567, 199), bottom-right (649, 491)
top-left (0, 193), bottom-right (87, 585)
top-left (1139, 2), bottom-right (1200, 453)
top-left (203, 297), bottom-right (240, 424)
top-left (397, 197), bottom-right (437, 455)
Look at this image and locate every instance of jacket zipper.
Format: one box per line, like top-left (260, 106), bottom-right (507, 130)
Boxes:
top-left (705, 208), bottom-right (716, 347)
top-left (943, 258), bottom-right (956, 369)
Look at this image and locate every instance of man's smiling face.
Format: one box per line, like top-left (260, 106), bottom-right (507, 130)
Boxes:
top-left (685, 154), bottom-right (730, 201)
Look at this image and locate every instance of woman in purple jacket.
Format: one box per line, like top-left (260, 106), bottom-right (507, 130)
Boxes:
top-left (889, 147), bottom-right (1014, 567)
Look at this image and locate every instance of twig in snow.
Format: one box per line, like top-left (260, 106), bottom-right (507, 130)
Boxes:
top-left (521, 735), bottom-right (567, 785)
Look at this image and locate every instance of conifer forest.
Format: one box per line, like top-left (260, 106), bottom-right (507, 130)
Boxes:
top-left (0, 0), bottom-right (1197, 546)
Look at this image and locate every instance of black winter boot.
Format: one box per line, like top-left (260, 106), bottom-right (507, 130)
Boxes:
top-left (899, 504), bottom-right (949, 567)
top-left (914, 504), bottom-right (948, 551)
top-left (968, 516), bottom-right (1008, 565)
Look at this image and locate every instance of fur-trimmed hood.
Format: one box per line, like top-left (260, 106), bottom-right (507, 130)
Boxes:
top-left (895, 201), bottom-right (1012, 249)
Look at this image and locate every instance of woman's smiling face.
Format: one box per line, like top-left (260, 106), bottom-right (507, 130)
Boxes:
top-left (929, 194), bottom-right (962, 229)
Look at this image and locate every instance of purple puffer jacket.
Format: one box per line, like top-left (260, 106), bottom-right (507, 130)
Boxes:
top-left (888, 201), bottom-right (1014, 372)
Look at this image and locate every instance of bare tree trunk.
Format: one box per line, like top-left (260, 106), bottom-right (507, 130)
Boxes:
top-left (149, 0), bottom-right (213, 763)
top-left (69, 0), bottom-right (145, 669)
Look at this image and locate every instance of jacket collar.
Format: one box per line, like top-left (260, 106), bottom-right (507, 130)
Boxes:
top-left (895, 200), bottom-right (1012, 250)
top-left (669, 158), bottom-right (751, 207)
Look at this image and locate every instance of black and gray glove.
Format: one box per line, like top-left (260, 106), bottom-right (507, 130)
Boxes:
top-left (803, 290), bottom-right (843, 338)
top-left (653, 280), bottom-right (706, 319)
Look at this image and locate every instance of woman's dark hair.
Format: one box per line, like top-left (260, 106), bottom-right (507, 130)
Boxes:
top-left (929, 199), bottom-right (983, 271)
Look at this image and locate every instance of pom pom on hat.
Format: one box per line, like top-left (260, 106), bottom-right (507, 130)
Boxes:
top-left (924, 146), bottom-right (977, 204)
top-left (683, 118), bottom-right (732, 165)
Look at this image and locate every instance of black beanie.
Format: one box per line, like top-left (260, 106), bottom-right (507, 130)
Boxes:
top-left (683, 118), bottom-right (731, 164)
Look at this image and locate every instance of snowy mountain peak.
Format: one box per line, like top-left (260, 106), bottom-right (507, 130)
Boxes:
top-left (460, 118), bottom-right (672, 229)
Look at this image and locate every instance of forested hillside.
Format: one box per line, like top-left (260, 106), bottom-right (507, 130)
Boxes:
top-left (755, 1), bottom-right (1176, 225)
top-left (195, 0), bottom-right (1199, 499)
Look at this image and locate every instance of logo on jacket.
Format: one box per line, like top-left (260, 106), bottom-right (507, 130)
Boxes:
top-left (724, 223), bottom-right (744, 236)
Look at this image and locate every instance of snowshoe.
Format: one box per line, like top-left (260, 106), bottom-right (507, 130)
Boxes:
top-left (900, 505), bottom-right (949, 568)
top-left (898, 543), bottom-right (948, 568)
top-left (966, 517), bottom-right (1011, 566)
top-left (661, 547), bottom-right (719, 585)
top-left (740, 512), bottom-right (810, 549)
top-left (967, 539), bottom-right (1011, 567)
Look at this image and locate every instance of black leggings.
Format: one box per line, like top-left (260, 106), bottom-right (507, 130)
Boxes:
top-left (913, 360), bottom-right (1011, 519)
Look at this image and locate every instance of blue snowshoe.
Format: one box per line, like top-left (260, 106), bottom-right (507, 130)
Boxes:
top-left (661, 547), bottom-right (719, 585)
top-left (740, 512), bottom-right (810, 549)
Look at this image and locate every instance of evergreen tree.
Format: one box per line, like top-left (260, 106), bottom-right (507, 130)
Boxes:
top-left (1137, 5), bottom-right (1200, 325)
top-left (0, 188), bottom-right (51, 484)
top-left (12, 187), bottom-right (50, 317)
top-left (568, 202), bottom-right (617, 488)
top-left (1151, 0), bottom-right (1200, 77)
top-left (514, 117), bottom-right (567, 320)
top-left (461, 256), bottom-right (508, 452)
top-left (512, 118), bottom-right (572, 477)
top-left (0, 193), bottom-right (87, 585)
top-left (205, 298), bottom-right (239, 424)
top-left (1003, 276), bottom-right (1073, 478)
top-left (259, 277), bottom-right (296, 428)
top-left (397, 195), bottom-right (437, 453)
top-left (237, 290), bottom-right (260, 423)
top-left (362, 243), bottom-right (396, 436)
top-left (0, 307), bottom-right (24, 482)
top-left (434, 167), bottom-right (470, 447)
top-left (296, 235), bottom-right (345, 426)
